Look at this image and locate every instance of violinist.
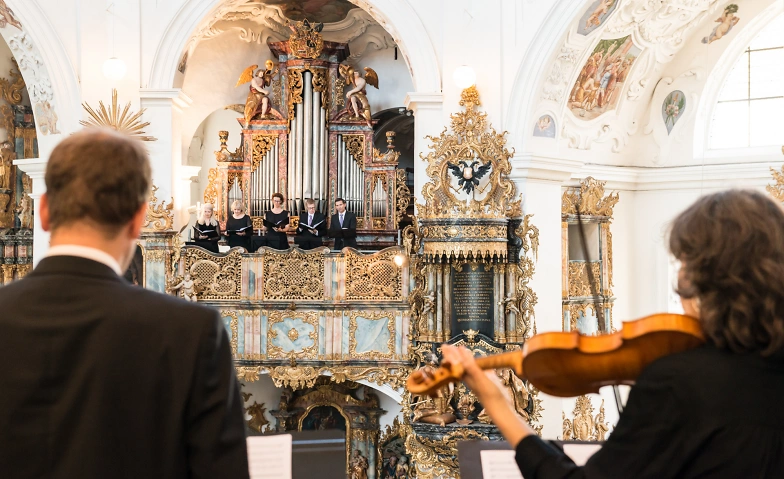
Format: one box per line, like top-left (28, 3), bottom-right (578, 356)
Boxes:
top-left (441, 190), bottom-right (784, 478)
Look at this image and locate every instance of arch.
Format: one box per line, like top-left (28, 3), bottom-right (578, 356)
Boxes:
top-left (2, 1), bottom-right (81, 154)
top-left (148, 0), bottom-right (441, 94)
top-left (504, 0), bottom-right (587, 152)
top-left (693, 1), bottom-right (783, 157)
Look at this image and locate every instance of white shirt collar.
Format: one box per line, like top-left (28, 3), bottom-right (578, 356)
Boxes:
top-left (45, 245), bottom-right (124, 276)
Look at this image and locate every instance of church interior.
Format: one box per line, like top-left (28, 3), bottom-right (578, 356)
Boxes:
top-left (1, 0), bottom-right (783, 477)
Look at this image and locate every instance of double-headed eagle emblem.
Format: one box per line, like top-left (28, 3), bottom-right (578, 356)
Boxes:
top-left (447, 160), bottom-right (492, 194)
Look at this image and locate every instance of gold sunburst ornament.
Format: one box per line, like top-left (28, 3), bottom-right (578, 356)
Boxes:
top-left (80, 89), bottom-right (157, 141)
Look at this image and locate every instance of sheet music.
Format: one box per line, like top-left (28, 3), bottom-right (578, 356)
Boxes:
top-left (480, 450), bottom-right (523, 479)
top-left (247, 435), bottom-right (292, 479)
top-left (563, 443), bottom-right (601, 466)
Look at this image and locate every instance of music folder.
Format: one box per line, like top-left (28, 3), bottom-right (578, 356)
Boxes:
top-left (263, 219), bottom-right (286, 228)
top-left (298, 219), bottom-right (324, 232)
top-left (227, 225), bottom-right (252, 233)
top-left (247, 430), bottom-right (345, 479)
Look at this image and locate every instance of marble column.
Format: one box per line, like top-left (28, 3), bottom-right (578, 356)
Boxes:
top-left (13, 158), bottom-right (48, 265)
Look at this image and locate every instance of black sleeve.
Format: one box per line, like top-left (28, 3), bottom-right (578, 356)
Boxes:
top-left (208, 226), bottom-right (221, 241)
top-left (185, 313), bottom-right (249, 478)
top-left (515, 364), bottom-right (689, 479)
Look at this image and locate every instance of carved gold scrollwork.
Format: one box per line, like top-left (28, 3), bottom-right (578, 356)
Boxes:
top-left (394, 169), bottom-right (409, 228)
top-left (407, 428), bottom-right (488, 478)
top-left (343, 134), bottom-right (364, 168)
top-left (287, 19), bottom-right (324, 59)
top-left (562, 177), bottom-right (619, 217)
top-left (287, 69), bottom-right (304, 120)
top-left (417, 86), bottom-right (520, 221)
top-left (236, 365), bottom-right (410, 390)
top-left (568, 262), bottom-right (601, 297)
top-left (262, 248), bottom-right (326, 300)
top-left (331, 76), bottom-right (345, 110)
top-left (184, 247), bottom-right (242, 300)
top-left (767, 166), bottom-right (784, 202)
top-left (311, 68), bottom-right (328, 109)
top-left (142, 185), bottom-right (174, 231)
top-left (267, 310), bottom-right (319, 359)
top-left (203, 168), bottom-right (219, 206)
top-left (227, 171), bottom-right (244, 192)
top-left (0, 61), bottom-right (24, 105)
top-left (345, 248), bottom-right (402, 300)
top-left (251, 134), bottom-right (276, 172)
top-left (562, 395), bottom-right (611, 441)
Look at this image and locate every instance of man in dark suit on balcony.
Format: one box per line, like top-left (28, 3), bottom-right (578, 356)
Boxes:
top-left (329, 197), bottom-right (358, 250)
top-left (0, 129), bottom-right (249, 479)
top-left (294, 198), bottom-right (327, 250)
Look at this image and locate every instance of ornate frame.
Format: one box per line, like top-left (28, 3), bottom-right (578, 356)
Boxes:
top-left (348, 310), bottom-right (396, 360)
top-left (267, 310), bottom-right (319, 359)
top-left (221, 310), bottom-right (240, 355)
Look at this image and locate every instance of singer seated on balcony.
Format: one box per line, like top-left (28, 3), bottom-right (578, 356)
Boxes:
top-left (190, 203), bottom-right (220, 253)
top-left (225, 200), bottom-right (252, 251)
top-left (294, 198), bottom-right (327, 250)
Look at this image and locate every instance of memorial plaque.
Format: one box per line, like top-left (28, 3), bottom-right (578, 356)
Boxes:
top-left (450, 263), bottom-right (494, 338)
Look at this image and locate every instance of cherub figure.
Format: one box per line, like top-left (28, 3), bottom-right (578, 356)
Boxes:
top-left (236, 60), bottom-right (278, 126)
top-left (499, 291), bottom-right (520, 317)
top-left (585, 0), bottom-right (615, 30)
top-left (421, 291), bottom-right (435, 318)
top-left (15, 192), bottom-right (32, 229)
top-left (169, 273), bottom-right (198, 302)
top-left (702, 4), bottom-right (740, 44)
top-left (0, 140), bottom-right (14, 190)
top-left (339, 64), bottom-right (378, 127)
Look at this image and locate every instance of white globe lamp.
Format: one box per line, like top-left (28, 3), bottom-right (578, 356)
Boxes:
top-left (452, 65), bottom-right (476, 89)
top-left (102, 57), bottom-right (127, 81)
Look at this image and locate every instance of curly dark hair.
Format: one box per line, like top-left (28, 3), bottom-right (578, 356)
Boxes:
top-left (669, 190), bottom-right (784, 356)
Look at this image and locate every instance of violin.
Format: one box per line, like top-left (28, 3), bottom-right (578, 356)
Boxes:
top-left (406, 313), bottom-right (705, 398)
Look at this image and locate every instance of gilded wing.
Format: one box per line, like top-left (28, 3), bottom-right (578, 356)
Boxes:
top-left (474, 161), bottom-right (492, 180)
top-left (364, 67), bottom-right (379, 89)
top-left (235, 64), bottom-right (258, 87)
top-left (339, 64), bottom-right (354, 85)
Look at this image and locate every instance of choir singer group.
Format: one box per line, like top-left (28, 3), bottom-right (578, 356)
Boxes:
top-left (189, 195), bottom-right (358, 253)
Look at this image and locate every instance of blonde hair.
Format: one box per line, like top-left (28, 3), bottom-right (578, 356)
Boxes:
top-left (231, 200), bottom-right (246, 213)
top-left (198, 203), bottom-right (218, 226)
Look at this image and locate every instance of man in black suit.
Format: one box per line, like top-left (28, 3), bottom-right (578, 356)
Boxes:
top-left (328, 197), bottom-right (358, 250)
top-left (0, 129), bottom-right (249, 478)
top-left (294, 198), bottom-right (327, 250)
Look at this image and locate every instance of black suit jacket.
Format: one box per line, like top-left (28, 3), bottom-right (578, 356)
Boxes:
top-left (329, 211), bottom-right (358, 249)
top-left (294, 212), bottom-right (327, 249)
top-left (0, 256), bottom-right (249, 479)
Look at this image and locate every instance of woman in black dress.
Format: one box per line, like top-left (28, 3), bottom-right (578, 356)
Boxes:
top-left (192, 203), bottom-right (220, 253)
top-left (225, 200), bottom-right (252, 251)
top-left (262, 192), bottom-right (291, 250)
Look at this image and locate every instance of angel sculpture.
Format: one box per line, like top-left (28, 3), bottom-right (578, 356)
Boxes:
top-left (339, 64), bottom-right (378, 127)
top-left (236, 60), bottom-right (278, 126)
top-left (447, 159), bottom-right (492, 195)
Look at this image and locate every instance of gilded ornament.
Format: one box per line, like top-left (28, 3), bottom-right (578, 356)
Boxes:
top-left (568, 261), bottom-right (602, 298)
top-left (562, 177), bottom-right (619, 217)
top-left (343, 134), bottom-right (365, 167)
top-left (251, 134), bottom-right (276, 172)
top-left (394, 169), bottom-right (409, 228)
top-left (287, 19), bottom-right (324, 59)
top-left (0, 60), bottom-right (25, 105)
top-left (287, 327), bottom-right (299, 342)
top-left (237, 365), bottom-right (410, 390)
top-left (267, 310), bottom-right (319, 359)
top-left (310, 68), bottom-right (328, 109)
top-left (344, 248), bottom-right (402, 300)
top-left (767, 166), bottom-right (784, 202)
top-left (80, 89), bottom-right (157, 141)
top-left (246, 401), bottom-right (271, 433)
top-left (227, 171), bottom-right (244, 192)
top-left (203, 168), bottom-right (219, 207)
top-left (262, 248), bottom-right (326, 300)
top-left (562, 395), bottom-right (610, 441)
top-left (286, 69), bottom-right (303, 120)
top-left (184, 247), bottom-right (242, 300)
top-left (16, 263), bottom-right (31, 279)
top-left (142, 185), bottom-right (174, 232)
top-left (348, 311), bottom-right (396, 360)
top-left (331, 76), bottom-right (345, 110)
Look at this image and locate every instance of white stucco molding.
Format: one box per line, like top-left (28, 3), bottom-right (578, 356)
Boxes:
top-left (510, 152), bottom-right (584, 183)
top-left (404, 92), bottom-right (443, 110)
top-left (693, 1), bottom-right (783, 157)
top-left (12, 157), bottom-right (47, 195)
top-left (149, 0), bottom-right (441, 94)
top-left (575, 160), bottom-right (782, 192)
top-left (504, 0), bottom-right (586, 152)
top-left (9, 1), bottom-right (81, 136)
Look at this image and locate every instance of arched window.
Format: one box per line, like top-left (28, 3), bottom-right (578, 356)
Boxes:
top-left (710, 15), bottom-right (784, 149)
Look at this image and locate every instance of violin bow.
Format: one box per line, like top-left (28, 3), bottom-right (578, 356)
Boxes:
top-left (574, 205), bottom-right (624, 415)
